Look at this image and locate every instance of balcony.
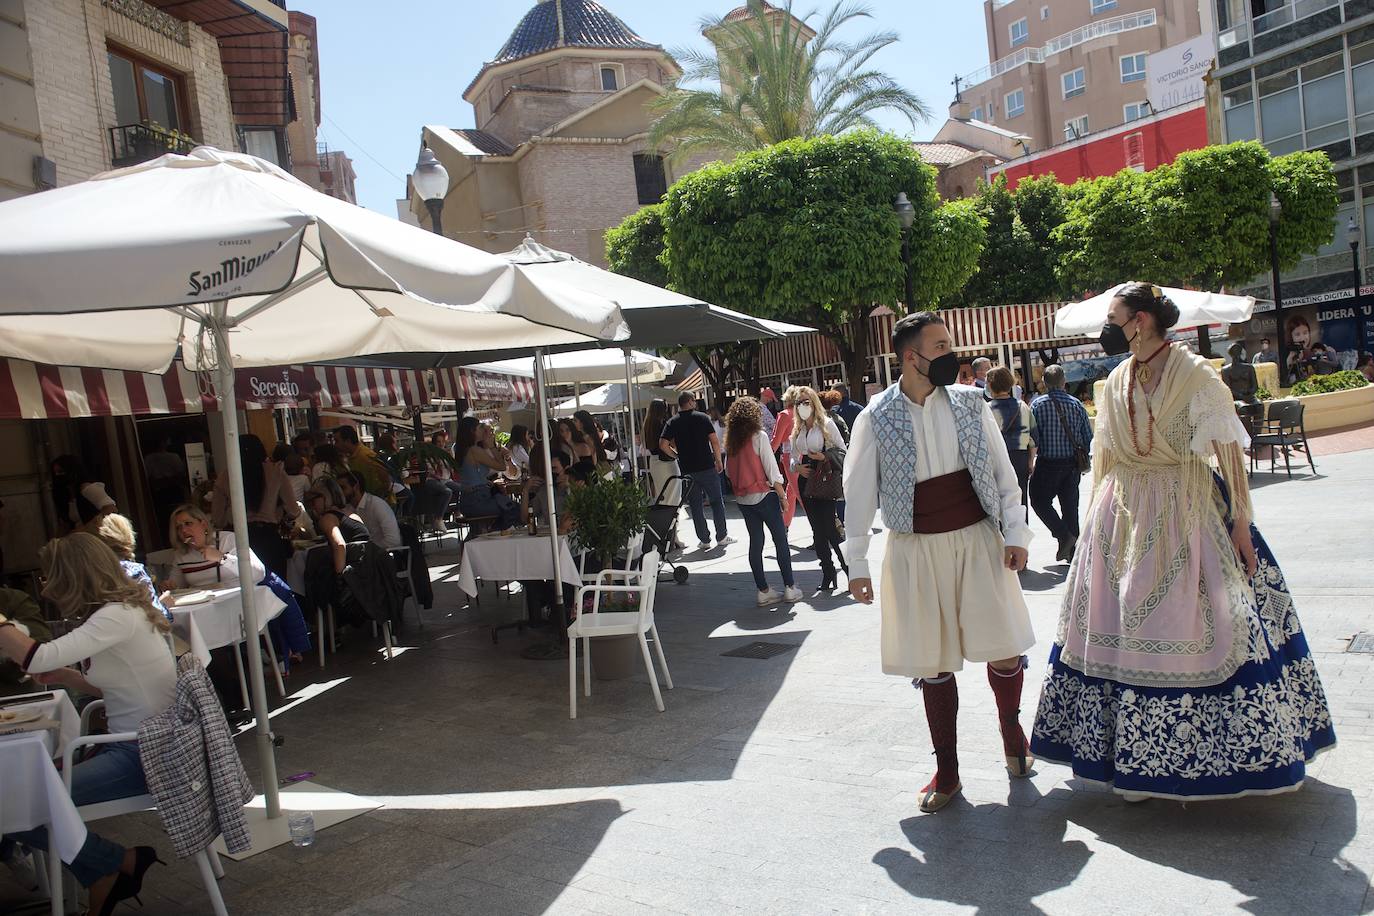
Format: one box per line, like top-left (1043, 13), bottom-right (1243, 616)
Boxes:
top-left (961, 47), bottom-right (1045, 90)
top-left (960, 9), bottom-right (1156, 89)
top-left (1044, 9), bottom-right (1158, 55)
top-left (109, 123), bottom-right (196, 169)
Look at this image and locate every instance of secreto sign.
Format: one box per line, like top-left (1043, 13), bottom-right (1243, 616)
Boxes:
top-left (1146, 35), bottom-right (1215, 113)
top-left (234, 366), bottom-right (317, 406)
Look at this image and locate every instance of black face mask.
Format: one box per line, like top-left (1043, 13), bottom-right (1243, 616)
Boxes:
top-left (917, 352), bottom-right (961, 387)
top-left (1099, 318), bottom-right (1137, 356)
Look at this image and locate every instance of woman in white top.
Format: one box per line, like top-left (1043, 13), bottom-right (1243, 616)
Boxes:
top-left (166, 503), bottom-right (266, 592)
top-left (508, 425), bottom-right (533, 473)
top-left (790, 386), bottom-right (848, 593)
top-left (0, 533), bottom-right (172, 910)
top-left (723, 397), bottom-right (802, 607)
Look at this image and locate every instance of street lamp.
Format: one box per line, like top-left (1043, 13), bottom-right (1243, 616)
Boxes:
top-left (893, 191), bottom-right (916, 309)
top-left (1269, 192), bottom-right (1289, 388)
top-left (410, 147), bottom-right (449, 445)
top-left (1347, 214), bottom-right (1361, 299)
top-left (413, 147), bottom-right (449, 236)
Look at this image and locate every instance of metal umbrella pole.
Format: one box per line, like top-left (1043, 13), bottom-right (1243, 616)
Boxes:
top-left (623, 349), bottom-right (640, 483)
top-left (533, 348), bottom-right (565, 624)
top-left (209, 303), bottom-right (282, 819)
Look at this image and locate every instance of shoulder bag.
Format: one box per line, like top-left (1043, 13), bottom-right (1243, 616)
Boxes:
top-left (1049, 396), bottom-right (1091, 475)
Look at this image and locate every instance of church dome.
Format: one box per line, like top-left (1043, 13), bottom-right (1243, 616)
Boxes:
top-left (492, 0), bottom-right (662, 66)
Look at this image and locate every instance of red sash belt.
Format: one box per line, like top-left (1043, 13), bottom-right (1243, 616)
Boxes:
top-left (912, 469), bottom-right (987, 534)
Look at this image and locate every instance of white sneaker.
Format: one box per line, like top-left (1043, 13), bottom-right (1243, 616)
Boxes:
top-left (783, 586), bottom-right (804, 602)
top-left (697, 541), bottom-right (712, 550)
top-left (757, 588), bottom-right (783, 606)
top-left (717, 535), bottom-right (737, 546)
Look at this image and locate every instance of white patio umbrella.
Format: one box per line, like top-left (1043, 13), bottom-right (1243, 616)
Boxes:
top-left (1054, 284), bottom-right (1256, 337)
top-left (0, 148), bottom-right (628, 818)
top-left (550, 383), bottom-right (678, 416)
top-left (470, 348), bottom-right (676, 386)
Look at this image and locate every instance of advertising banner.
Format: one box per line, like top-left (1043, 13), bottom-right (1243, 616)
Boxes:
top-left (1147, 35), bottom-right (1215, 112)
top-left (1232, 294), bottom-right (1374, 380)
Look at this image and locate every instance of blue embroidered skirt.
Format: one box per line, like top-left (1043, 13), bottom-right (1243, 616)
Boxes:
top-left (1030, 522), bottom-right (1335, 800)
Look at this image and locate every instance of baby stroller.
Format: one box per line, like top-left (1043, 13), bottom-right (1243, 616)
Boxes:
top-left (642, 473), bottom-right (693, 584)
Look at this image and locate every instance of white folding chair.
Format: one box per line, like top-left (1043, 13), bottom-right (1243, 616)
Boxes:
top-left (567, 549), bottom-right (672, 719)
top-left (38, 700), bottom-right (229, 916)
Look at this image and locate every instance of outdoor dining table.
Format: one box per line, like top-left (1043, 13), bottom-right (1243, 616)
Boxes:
top-left (456, 530), bottom-right (580, 597)
top-left (169, 585), bottom-right (286, 707)
top-left (0, 690), bottom-right (84, 916)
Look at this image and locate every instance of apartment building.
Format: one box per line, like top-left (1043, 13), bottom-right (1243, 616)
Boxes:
top-left (1214, 0), bottom-right (1374, 301)
top-left (0, 0), bottom-right (294, 201)
top-left (958, 0), bottom-right (1203, 152)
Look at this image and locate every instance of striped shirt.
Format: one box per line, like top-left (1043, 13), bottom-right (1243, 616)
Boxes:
top-left (1030, 390), bottom-right (1093, 461)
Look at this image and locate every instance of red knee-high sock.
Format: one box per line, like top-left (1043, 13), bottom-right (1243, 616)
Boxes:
top-left (987, 658), bottom-right (1029, 758)
top-left (920, 673), bottom-right (959, 793)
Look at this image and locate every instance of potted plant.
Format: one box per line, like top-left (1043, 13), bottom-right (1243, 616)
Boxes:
top-left (565, 473), bottom-right (649, 680)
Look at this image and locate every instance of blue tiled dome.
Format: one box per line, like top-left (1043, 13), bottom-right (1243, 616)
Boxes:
top-left (492, 0), bottom-right (661, 65)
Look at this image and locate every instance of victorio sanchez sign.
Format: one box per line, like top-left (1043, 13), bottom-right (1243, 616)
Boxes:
top-left (1146, 36), bottom-right (1215, 113)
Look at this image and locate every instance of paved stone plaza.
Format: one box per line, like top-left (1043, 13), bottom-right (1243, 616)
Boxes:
top-left (5, 451), bottom-right (1373, 915)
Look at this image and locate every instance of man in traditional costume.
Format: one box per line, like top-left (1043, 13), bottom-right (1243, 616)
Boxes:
top-left (1031, 283), bottom-right (1334, 800)
top-left (845, 312), bottom-right (1036, 813)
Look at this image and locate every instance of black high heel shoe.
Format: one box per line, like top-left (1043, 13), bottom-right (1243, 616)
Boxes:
top-left (97, 846), bottom-right (164, 915)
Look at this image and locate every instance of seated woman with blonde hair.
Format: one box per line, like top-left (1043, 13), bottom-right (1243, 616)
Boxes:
top-left (0, 534), bottom-right (172, 913)
top-left (94, 513), bottom-right (171, 622)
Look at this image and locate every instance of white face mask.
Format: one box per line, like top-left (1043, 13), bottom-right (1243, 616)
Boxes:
top-left (796, 403), bottom-right (813, 420)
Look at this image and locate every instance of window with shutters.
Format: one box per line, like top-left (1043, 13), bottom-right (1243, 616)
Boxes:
top-left (633, 153), bottom-right (667, 205)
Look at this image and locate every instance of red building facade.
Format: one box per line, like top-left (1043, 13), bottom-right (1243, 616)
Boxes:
top-left (988, 100), bottom-right (1207, 188)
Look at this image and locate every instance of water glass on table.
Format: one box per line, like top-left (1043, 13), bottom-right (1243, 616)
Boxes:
top-left (288, 810), bottom-right (315, 847)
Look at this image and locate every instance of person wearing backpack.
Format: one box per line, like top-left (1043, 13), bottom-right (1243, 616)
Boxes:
top-left (1029, 363), bottom-right (1093, 562)
top-left (985, 368), bottom-right (1035, 518)
top-left (724, 397), bottom-right (802, 607)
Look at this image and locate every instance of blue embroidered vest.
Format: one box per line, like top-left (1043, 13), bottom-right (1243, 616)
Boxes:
top-left (867, 383), bottom-right (1004, 534)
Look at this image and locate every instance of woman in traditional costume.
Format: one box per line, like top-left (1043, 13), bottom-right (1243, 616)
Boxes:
top-left (1030, 283), bottom-right (1334, 800)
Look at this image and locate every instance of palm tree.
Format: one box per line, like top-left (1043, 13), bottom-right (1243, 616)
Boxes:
top-left (647, 0), bottom-right (929, 164)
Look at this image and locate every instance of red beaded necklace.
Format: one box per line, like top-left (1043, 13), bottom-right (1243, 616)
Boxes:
top-left (1127, 341), bottom-right (1170, 456)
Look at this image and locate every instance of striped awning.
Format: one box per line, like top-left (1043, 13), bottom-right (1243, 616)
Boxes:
top-left (676, 368), bottom-right (705, 392)
top-left (757, 303), bottom-right (1091, 377)
top-left (0, 358), bottom-right (427, 421)
top-left (432, 366), bottom-right (538, 404)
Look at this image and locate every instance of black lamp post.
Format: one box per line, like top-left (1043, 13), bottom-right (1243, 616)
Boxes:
top-left (1348, 214), bottom-right (1362, 299)
top-left (411, 147), bottom-right (450, 445)
top-left (1269, 192), bottom-right (1289, 388)
top-left (413, 147), bottom-right (450, 237)
top-left (893, 191), bottom-right (916, 309)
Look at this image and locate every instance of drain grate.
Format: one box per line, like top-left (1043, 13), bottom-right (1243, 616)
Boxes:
top-left (721, 641), bottom-right (799, 660)
top-left (1347, 633), bottom-right (1374, 654)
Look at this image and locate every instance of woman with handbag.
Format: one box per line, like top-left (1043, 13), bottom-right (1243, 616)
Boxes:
top-left (790, 386), bottom-right (847, 594)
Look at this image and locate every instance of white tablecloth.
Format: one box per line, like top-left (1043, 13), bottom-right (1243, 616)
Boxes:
top-left (170, 584), bottom-right (285, 654)
top-left (0, 691), bottom-right (86, 862)
top-left (456, 533), bottom-right (580, 597)
top-left (286, 543), bottom-right (329, 595)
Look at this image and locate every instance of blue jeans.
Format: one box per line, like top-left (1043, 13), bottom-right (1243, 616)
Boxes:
top-left (738, 492), bottom-right (794, 591)
top-left (5, 740), bottom-right (144, 886)
top-left (686, 468), bottom-right (727, 543)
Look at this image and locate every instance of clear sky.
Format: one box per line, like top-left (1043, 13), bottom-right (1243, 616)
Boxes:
top-left (296, 0), bottom-right (990, 216)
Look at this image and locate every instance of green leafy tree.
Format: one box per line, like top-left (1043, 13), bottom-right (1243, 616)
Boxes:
top-left (1053, 142), bottom-right (1339, 294)
top-left (604, 204), bottom-right (668, 289)
top-left (659, 130), bottom-right (984, 396)
top-left (950, 174), bottom-right (1069, 307)
top-left (647, 0), bottom-right (929, 165)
